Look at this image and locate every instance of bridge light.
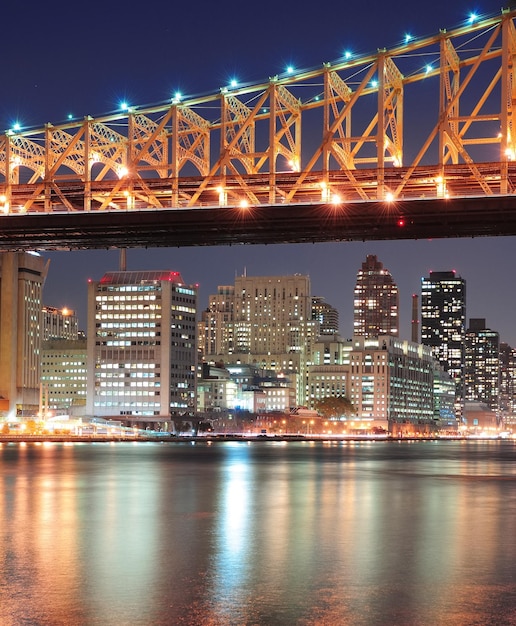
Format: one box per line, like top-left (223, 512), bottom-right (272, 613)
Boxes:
top-left (425, 64), bottom-right (433, 74)
top-left (397, 218), bottom-right (405, 227)
top-left (385, 192), bottom-right (395, 202)
top-left (118, 166), bottom-right (129, 178)
top-left (331, 193), bottom-right (342, 205)
top-left (216, 186), bottom-right (227, 206)
top-left (239, 199), bottom-right (249, 209)
top-left (468, 12), bottom-right (478, 24)
top-left (288, 157), bottom-right (300, 172)
top-left (344, 50), bottom-right (352, 59)
top-left (286, 65), bottom-right (294, 74)
top-left (67, 113), bottom-right (73, 120)
top-left (404, 34), bottom-right (413, 44)
top-left (171, 91), bottom-right (182, 104)
top-left (371, 79), bottom-right (378, 88)
top-left (120, 101), bottom-right (129, 111)
top-left (230, 79), bottom-right (238, 88)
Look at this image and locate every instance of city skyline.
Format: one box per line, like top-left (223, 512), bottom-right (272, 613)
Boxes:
top-left (4, 1), bottom-right (515, 345)
top-left (41, 236), bottom-right (516, 347)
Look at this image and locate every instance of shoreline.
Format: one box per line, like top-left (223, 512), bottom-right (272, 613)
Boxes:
top-left (0, 434), bottom-right (510, 444)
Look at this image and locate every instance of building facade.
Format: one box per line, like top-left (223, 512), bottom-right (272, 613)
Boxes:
top-left (499, 342), bottom-right (516, 428)
top-left (312, 296), bottom-right (340, 336)
top-left (421, 270), bottom-right (466, 400)
top-left (464, 318), bottom-right (500, 411)
top-left (41, 338), bottom-right (87, 414)
top-left (42, 305), bottom-right (79, 340)
top-left (86, 270), bottom-right (197, 428)
top-left (0, 252), bottom-right (49, 420)
top-left (353, 255), bottom-right (399, 338)
top-left (200, 274), bottom-right (318, 405)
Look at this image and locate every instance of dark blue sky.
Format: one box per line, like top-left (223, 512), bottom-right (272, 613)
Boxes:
top-left (3, 1), bottom-right (514, 344)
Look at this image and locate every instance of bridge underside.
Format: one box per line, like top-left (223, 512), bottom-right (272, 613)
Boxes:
top-left (0, 195), bottom-right (515, 251)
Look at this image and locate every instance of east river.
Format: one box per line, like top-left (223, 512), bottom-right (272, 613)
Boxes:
top-left (1, 440), bottom-right (515, 626)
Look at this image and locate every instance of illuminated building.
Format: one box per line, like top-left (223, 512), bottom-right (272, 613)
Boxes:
top-left (421, 270), bottom-right (466, 400)
top-left (41, 338), bottom-right (87, 413)
top-left (86, 270), bottom-right (197, 429)
top-left (353, 255), bottom-right (399, 338)
top-left (42, 305), bottom-right (79, 340)
top-left (198, 285), bottom-right (235, 357)
top-left (201, 275), bottom-right (317, 405)
top-left (499, 342), bottom-right (516, 429)
top-left (0, 252), bottom-right (49, 420)
top-left (464, 318), bottom-right (500, 411)
top-left (307, 335), bottom-right (435, 434)
top-left (349, 336), bottom-right (435, 434)
top-left (312, 296), bottom-right (339, 336)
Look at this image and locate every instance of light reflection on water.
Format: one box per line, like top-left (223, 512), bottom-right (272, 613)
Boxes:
top-left (0, 440), bottom-right (515, 625)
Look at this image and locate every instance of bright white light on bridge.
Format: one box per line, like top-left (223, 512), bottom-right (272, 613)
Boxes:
top-left (120, 101), bottom-right (129, 111)
top-left (344, 51), bottom-right (352, 59)
top-left (239, 199), bottom-right (249, 209)
top-left (288, 158), bottom-right (300, 172)
top-left (118, 166), bottom-right (129, 178)
top-left (230, 79), bottom-right (238, 88)
top-left (385, 192), bottom-right (395, 202)
top-left (68, 113), bottom-right (73, 120)
top-left (468, 12), bottom-right (478, 24)
top-left (172, 92), bottom-right (182, 104)
top-left (404, 34), bottom-right (413, 43)
top-left (331, 193), bottom-right (342, 205)
top-left (286, 66), bottom-right (294, 74)
top-left (371, 80), bottom-right (378, 88)
top-left (425, 65), bottom-right (433, 74)
top-left (217, 187), bottom-right (227, 206)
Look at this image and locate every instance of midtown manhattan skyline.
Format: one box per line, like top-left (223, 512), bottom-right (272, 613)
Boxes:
top-left (2, 1), bottom-right (515, 344)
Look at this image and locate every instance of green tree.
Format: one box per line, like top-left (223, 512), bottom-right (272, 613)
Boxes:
top-left (314, 396), bottom-right (355, 419)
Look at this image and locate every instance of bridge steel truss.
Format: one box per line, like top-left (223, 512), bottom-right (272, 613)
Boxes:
top-left (0, 10), bottom-right (516, 248)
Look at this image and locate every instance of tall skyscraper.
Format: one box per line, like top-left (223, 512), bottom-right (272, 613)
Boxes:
top-left (86, 270), bottom-right (197, 429)
top-left (421, 270), bottom-right (466, 398)
top-left (464, 318), bottom-right (500, 410)
top-left (0, 252), bottom-right (49, 420)
top-left (353, 255), bottom-right (399, 338)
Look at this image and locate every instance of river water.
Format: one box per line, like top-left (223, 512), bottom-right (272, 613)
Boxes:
top-left (1, 440), bottom-right (515, 625)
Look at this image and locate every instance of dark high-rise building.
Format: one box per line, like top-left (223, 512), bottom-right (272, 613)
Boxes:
top-left (312, 296), bottom-right (339, 336)
top-left (421, 270), bottom-right (466, 398)
top-left (353, 255), bottom-right (399, 338)
top-left (464, 318), bottom-right (500, 410)
top-left (500, 343), bottom-right (516, 413)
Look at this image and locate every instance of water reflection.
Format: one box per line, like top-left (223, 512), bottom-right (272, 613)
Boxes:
top-left (0, 441), bottom-right (515, 625)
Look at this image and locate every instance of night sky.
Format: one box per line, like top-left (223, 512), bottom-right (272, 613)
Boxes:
top-left (3, 1), bottom-right (515, 344)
